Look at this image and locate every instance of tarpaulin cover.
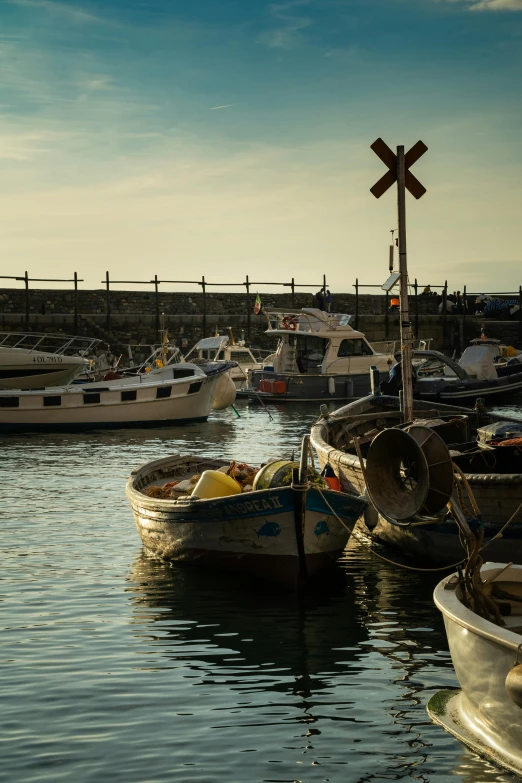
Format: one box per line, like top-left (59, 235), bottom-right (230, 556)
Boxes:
top-left (459, 346), bottom-right (498, 381)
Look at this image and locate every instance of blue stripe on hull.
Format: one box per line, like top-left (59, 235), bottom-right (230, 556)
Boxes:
top-left (136, 486), bottom-right (366, 525)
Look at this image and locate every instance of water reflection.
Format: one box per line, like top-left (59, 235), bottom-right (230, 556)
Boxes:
top-left (124, 541), bottom-right (518, 782)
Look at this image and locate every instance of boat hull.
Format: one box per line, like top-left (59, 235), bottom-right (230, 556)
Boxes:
top-left (248, 370), bottom-right (389, 402)
top-left (428, 565), bottom-right (522, 777)
top-left (127, 461), bottom-right (367, 586)
top-left (0, 368), bottom-right (229, 432)
top-left (310, 395), bottom-right (522, 566)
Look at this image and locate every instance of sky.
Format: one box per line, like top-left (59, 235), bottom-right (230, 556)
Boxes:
top-left (0, 0), bottom-right (521, 294)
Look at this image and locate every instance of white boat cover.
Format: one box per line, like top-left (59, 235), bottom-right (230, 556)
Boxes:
top-left (458, 345), bottom-right (498, 380)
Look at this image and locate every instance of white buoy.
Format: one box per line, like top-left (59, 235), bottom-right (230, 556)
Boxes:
top-left (211, 372), bottom-right (237, 410)
top-left (328, 377), bottom-right (336, 395)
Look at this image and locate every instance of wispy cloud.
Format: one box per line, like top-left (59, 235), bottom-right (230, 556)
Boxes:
top-left (208, 104), bottom-right (235, 111)
top-left (439, 0), bottom-right (522, 9)
top-left (470, 0), bottom-right (522, 9)
top-left (259, 0), bottom-right (313, 50)
top-left (7, 0), bottom-right (106, 24)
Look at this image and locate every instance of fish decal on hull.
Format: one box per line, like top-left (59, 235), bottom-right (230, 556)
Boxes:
top-left (256, 521), bottom-right (281, 537)
top-left (314, 520), bottom-right (330, 536)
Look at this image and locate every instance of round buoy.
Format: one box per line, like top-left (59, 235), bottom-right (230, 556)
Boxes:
top-left (211, 373), bottom-right (237, 410)
top-left (506, 662), bottom-right (522, 708)
top-left (253, 460), bottom-right (327, 491)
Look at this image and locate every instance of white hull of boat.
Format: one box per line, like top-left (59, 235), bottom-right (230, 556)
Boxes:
top-left (0, 346), bottom-right (88, 389)
top-left (428, 563), bottom-right (522, 777)
top-left (0, 365), bottom-right (232, 432)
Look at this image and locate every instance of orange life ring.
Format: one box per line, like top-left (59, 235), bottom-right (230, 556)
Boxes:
top-left (281, 316), bottom-right (297, 331)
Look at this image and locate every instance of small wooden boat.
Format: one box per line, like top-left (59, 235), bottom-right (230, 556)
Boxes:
top-left (126, 441), bottom-right (368, 587)
top-left (310, 394), bottom-right (522, 566)
top-left (428, 562), bottom-right (522, 777)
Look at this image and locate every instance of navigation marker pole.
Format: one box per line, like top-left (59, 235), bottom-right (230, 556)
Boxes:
top-left (370, 138), bottom-right (428, 424)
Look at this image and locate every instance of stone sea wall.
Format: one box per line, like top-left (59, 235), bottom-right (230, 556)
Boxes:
top-left (1, 287), bottom-right (520, 355)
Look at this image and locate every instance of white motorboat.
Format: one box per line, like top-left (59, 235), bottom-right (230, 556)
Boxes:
top-left (0, 332), bottom-right (98, 389)
top-left (0, 361), bottom-right (237, 433)
top-left (428, 562), bottom-right (522, 778)
top-left (246, 308), bottom-right (395, 401)
top-left (184, 333), bottom-right (264, 389)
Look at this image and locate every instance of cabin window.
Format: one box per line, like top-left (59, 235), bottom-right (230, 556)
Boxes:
top-left (337, 339), bottom-right (373, 357)
top-left (83, 393), bottom-right (101, 404)
top-left (121, 390), bottom-right (137, 402)
top-left (230, 351), bottom-right (251, 364)
top-left (188, 381), bottom-right (203, 394)
top-left (43, 396), bottom-right (61, 407)
top-left (0, 396), bottom-right (19, 407)
top-left (173, 369), bottom-right (194, 379)
top-left (156, 385), bottom-right (172, 399)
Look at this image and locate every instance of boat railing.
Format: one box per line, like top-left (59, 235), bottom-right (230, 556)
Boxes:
top-left (0, 331), bottom-right (101, 356)
top-left (264, 308), bottom-right (350, 333)
top-left (370, 338), bottom-right (434, 355)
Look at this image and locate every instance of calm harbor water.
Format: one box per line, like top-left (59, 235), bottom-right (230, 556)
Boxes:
top-left (2, 401), bottom-right (520, 783)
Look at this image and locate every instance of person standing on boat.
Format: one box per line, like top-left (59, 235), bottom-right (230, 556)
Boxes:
top-left (326, 290), bottom-right (332, 312)
top-left (316, 289), bottom-right (325, 311)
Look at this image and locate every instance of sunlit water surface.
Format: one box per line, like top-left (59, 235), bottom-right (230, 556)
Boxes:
top-left (2, 400), bottom-right (520, 783)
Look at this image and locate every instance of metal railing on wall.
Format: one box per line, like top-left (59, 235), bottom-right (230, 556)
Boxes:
top-left (353, 279), bottom-right (522, 344)
top-left (353, 278), bottom-right (448, 339)
top-left (0, 272), bottom-right (83, 333)
top-left (0, 272), bottom-right (328, 338)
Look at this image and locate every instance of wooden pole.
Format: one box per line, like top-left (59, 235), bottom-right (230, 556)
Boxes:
top-left (519, 285), bottom-right (522, 345)
top-left (291, 277), bottom-right (295, 308)
top-left (397, 145), bottom-right (413, 423)
top-left (74, 272), bottom-right (78, 334)
top-left (154, 274), bottom-right (160, 339)
top-left (442, 280), bottom-right (448, 349)
top-left (245, 275), bottom-right (251, 338)
top-left (24, 271), bottom-right (29, 330)
top-left (385, 290), bottom-right (389, 339)
top-left (414, 278), bottom-right (419, 338)
top-left (105, 271), bottom-right (111, 336)
top-left (201, 276), bottom-right (207, 336)
top-left (354, 278), bottom-right (359, 330)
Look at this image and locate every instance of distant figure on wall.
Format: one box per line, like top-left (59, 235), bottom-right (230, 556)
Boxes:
top-left (316, 289), bottom-right (325, 311)
top-left (326, 290), bottom-right (332, 312)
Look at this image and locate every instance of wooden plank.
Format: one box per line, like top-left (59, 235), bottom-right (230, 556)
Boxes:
top-left (370, 169), bottom-right (396, 199)
top-left (405, 140), bottom-right (428, 169)
top-left (405, 170), bottom-right (427, 199)
top-left (371, 138), bottom-right (396, 170)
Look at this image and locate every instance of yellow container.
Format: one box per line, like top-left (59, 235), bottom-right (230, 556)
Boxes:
top-left (191, 470), bottom-right (242, 499)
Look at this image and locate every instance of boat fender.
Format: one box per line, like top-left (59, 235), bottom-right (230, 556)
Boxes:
top-left (505, 646), bottom-right (522, 708)
top-left (281, 316), bottom-right (297, 331)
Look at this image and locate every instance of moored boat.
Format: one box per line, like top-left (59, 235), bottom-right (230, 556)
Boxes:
top-left (126, 445), bottom-right (368, 587)
top-left (0, 331), bottom-right (98, 389)
top-left (245, 308), bottom-right (395, 402)
top-left (0, 361), bottom-right (237, 432)
top-left (428, 562), bottom-right (522, 778)
top-left (310, 394), bottom-right (522, 566)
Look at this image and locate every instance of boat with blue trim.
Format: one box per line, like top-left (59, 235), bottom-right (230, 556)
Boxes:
top-left (126, 443), bottom-right (368, 587)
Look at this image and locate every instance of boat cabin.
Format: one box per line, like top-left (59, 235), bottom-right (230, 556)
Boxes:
top-left (262, 309), bottom-right (393, 376)
top-left (184, 335), bottom-right (261, 368)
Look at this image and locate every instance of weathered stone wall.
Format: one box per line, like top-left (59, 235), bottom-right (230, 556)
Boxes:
top-left (1, 286), bottom-right (520, 356)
